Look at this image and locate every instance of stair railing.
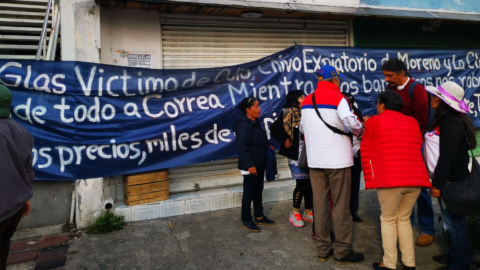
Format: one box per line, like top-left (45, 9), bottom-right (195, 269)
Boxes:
top-left (36, 0), bottom-right (60, 60)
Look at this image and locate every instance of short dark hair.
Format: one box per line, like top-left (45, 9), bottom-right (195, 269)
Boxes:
top-left (238, 97), bottom-right (257, 114)
top-left (378, 91), bottom-right (403, 112)
top-left (284, 90), bottom-right (305, 108)
top-left (382, 58), bottom-right (408, 75)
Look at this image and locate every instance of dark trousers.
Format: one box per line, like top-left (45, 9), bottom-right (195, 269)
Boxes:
top-left (438, 198), bottom-right (471, 269)
top-left (293, 179), bottom-right (313, 210)
top-left (241, 170), bottom-right (265, 222)
top-left (0, 208), bottom-right (24, 270)
top-left (350, 155), bottom-right (362, 214)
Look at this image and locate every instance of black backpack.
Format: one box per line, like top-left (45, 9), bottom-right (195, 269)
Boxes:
top-left (387, 80), bottom-right (435, 126)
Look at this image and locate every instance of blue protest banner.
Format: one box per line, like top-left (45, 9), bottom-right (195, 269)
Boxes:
top-left (1, 46), bottom-right (479, 180)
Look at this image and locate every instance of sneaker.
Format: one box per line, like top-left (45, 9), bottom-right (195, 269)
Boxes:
top-left (289, 212), bottom-right (305, 227)
top-left (334, 250), bottom-right (365, 265)
top-left (416, 233), bottom-right (435, 246)
top-left (303, 211), bottom-right (314, 222)
top-left (242, 221), bottom-right (260, 232)
top-left (432, 254), bottom-right (448, 266)
top-left (255, 216), bottom-right (275, 226)
top-left (318, 250), bottom-right (334, 262)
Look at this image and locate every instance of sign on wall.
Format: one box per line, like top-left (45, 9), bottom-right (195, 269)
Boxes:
top-left (1, 46), bottom-right (480, 180)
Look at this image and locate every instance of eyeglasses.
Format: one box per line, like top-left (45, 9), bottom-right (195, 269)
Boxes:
top-left (247, 97), bottom-right (256, 103)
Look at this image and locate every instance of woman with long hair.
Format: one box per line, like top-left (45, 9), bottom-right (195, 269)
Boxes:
top-left (425, 82), bottom-right (476, 270)
top-left (270, 90), bottom-right (313, 228)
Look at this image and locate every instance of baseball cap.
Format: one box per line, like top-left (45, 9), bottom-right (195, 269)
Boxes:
top-left (0, 84), bottom-right (13, 118)
top-left (316, 65), bottom-right (346, 80)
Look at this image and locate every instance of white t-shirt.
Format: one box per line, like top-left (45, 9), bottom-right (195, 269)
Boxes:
top-left (424, 126), bottom-right (440, 178)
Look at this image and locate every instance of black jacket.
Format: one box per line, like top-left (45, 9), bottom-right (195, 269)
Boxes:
top-left (433, 115), bottom-right (470, 190)
top-left (232, 114), bottom-right (268, 171)
top-left (270, 113), bottom-right (300, 160)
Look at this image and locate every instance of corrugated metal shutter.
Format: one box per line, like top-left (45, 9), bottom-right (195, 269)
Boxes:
top-left (164, 14), bottom-right (350, 192)
top-left (161, 14), bottom-right (349, 69)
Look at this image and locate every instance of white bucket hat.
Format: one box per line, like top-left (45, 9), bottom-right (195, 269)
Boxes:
top-left (425, 81), bottom-right (469, 114)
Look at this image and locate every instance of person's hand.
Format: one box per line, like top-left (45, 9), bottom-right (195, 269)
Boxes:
top-left (363, 116), bottom-right (370, 123)
top-left (22, 201), bottom-right (30, 218)
top-left (284, 139), bottom-right (291, 148)
top-left (270, 145), bottom-right (274, 150)
top-left (431, 187), bottom-right (441, 198)
top-left (248, 167), bottom-right (257, 175)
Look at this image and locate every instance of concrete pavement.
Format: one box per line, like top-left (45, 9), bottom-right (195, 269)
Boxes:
top-left (56, 189), bottom-right (448, 270)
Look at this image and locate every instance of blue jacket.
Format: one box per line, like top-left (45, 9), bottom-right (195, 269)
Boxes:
top-left (232, 114), bottom-right (268, 171)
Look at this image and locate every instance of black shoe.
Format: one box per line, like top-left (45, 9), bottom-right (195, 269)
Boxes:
top-left (432, 254), bottom-right (448, 266)
top-left (242, 221), bottom-right (260, 232)
top-left (318, 250), bottom-right (334, 262)
top-left (402, 264), bottom-right (416, 270)
top-left (334, 250), bottom-right (365, 265)
top-left (352, 212), bottom-right (363, 223)
top-left (254, 216), bottom-right (275, 226)
top-left (373, 262), bottom-right (395, 270)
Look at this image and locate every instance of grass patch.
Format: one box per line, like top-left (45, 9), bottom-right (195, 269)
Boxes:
top-left (86, 212), bottom-right (125, 234)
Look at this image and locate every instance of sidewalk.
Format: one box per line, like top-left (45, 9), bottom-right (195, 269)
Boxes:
top-left (9, 190), bottom-right (448, 270)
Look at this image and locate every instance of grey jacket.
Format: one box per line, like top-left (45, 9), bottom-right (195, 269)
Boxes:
top-left (0, 118), bottom-right (34, 222)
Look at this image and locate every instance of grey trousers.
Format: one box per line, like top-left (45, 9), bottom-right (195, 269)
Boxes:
top-left (310, 167), bottom-right (353, 259)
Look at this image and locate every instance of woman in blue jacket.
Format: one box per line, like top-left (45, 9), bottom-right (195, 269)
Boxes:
top-left (232, 97), bottom-right (275, 232)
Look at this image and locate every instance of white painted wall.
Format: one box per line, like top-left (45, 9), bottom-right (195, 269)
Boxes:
top-left (61, 0), bottom-right (104, 229)
top-left (100, 8), bottom-right (162, 68)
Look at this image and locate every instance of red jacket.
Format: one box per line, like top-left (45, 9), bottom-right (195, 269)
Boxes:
top-left (360, 110), bottom-right (431, 189)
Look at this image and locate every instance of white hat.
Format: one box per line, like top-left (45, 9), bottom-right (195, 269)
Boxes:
top-left (425, 81), bottom-right (469, 114)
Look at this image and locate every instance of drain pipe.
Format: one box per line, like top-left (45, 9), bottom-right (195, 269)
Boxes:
top-left (70, 189), bottom-right (76, 224)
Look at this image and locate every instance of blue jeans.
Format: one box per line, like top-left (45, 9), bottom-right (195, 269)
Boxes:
top-left (410, 187), bottom-right (435, 235)
top-left (438, 198), bottom-right (471, 269)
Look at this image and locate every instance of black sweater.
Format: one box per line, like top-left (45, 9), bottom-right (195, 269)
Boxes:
top-left (269, 113), bottom-right (300, 160)
top-left (433, 116), bottom-right (471, 190)
top-left (232, 114), bottom-right (268, 171)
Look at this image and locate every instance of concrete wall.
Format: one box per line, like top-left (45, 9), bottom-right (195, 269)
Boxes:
top-left (360, 0), bottom-right (480, 13)
top-left (100, 8), bottom-right (162, 68)
top-left (18, 181), bottom-right (74, 229)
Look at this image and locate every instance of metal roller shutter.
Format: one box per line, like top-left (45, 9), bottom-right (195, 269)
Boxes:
top-left (163, 14), bottom-right (350, 192)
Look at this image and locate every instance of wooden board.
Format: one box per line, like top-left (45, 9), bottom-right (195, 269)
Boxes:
top-left (125, 181), bottom-right (169, 196)
top-left (124, 194), bottom-right (170, 206)
top-left (126, 190), bottom-right (169, 201)
top-left (125, 170), bottom-right (168, 186)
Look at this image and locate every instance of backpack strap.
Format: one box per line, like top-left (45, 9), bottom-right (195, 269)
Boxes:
top-left (408, 80), bottom-right (422, 101)
top-left (312, 93), bottom-right (351, 137)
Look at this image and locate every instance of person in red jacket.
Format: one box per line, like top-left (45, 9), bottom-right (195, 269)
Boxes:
top-left (383, 58), bottom-right (435, 247)
top-left (361, 91), bottom-right (431, 270)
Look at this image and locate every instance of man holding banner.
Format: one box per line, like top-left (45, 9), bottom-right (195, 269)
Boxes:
top-left (301, 65), bottom-right (365, 265)
top-left (382, 59), bottom-right (436, 247)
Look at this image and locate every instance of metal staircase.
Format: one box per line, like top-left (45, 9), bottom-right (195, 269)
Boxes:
top-left (0, 0), bottom-right (60, 60)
